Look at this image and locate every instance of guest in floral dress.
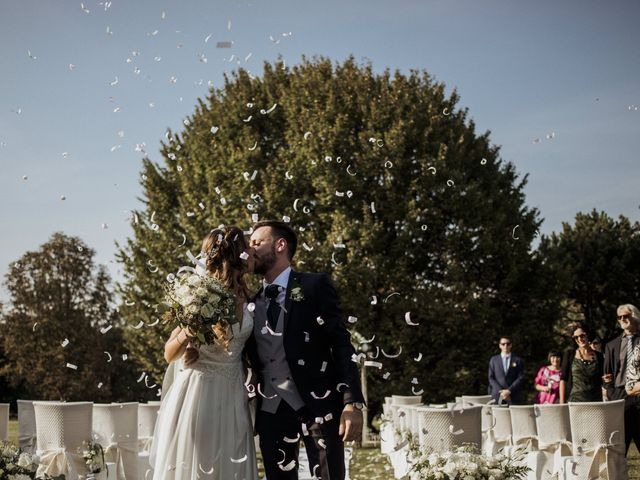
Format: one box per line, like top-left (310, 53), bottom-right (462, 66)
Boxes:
top-left (534, 350), bottom-right (562, 404)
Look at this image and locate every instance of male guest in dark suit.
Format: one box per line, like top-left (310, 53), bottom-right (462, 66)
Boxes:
top-left (488, 336), bottom-right (525, 405)
top-left (246, 220), bottom-right (364, 480)
top-left (603, 303), bottom-right (640, 454)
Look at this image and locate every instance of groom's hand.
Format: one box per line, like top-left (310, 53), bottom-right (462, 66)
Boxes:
top-left (339, 403), bottom-right (363, 442)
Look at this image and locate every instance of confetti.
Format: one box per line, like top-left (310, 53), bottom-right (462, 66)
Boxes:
top-left (347, 316), bottom-right (358, 324)
top-left (310, 390), bottom-right (331, 399)
top-left (61, 338), bottom-right (69, 347)
top-left (104, 352), bottom-right (112, 362)
top-left (449, 425), bottom-right (464, 435)
top-left (230, 455), bottom-right (247, 464)
top-left (283, 433), bottom-right (300, 443)
top-left (405, 311), bottom-right (419, 326)
top-left (381, 347), bottom-right (402, 358)
top-left (66, 363), bottom-right (78, 370)
top-left (316, 316), bottom-right (324, 325)
top-left (100, 325), bottom-right (113, 334)
top-left (481, 158), bottom-right (487, 165)
top-left (364, 361), bottom-right (383, 369)
top-left (414, 353), bottom-right (423, 362)
top-left (512, 225), bottom-right (520, 240)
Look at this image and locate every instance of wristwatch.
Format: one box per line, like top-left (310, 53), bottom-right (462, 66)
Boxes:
top-left (350, 402), bottom-right (365, 411)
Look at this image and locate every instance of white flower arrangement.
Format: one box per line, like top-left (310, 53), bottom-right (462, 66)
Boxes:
top-left (162, 272), bottom-right (237, 350)
top-left (408, 444), bottom-right (529, 480)
top-left (0, 441), bottom-right (40, 479)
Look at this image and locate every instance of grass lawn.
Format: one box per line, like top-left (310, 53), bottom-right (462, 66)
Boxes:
top-left (7, 420), bottom-right (640, 478)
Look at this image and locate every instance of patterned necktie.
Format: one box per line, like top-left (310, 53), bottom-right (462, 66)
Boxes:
top-left (265, 284), bottom-right (281, 329)
top-left (626, 335), bottom-right (636, 379)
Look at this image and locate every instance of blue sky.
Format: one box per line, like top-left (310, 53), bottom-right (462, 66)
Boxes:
top-left (1, 0), bottom-right (639, 300)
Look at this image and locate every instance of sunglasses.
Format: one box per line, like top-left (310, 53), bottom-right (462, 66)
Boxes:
top-left (500, 342), bottom-right (511, 346)
top-left (573, 333), bottom-right (587, 340)
top-left (618, 314), bottom-right (632, 321)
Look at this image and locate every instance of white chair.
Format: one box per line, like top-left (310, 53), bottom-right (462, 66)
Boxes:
top-left (34, 401), bottom-right (94, 478)
top-left (0, 403), bottom-right (9, 441)
top-left (461, 394), bottom-right (493, 405)
top-left (534, 403), bottom-right (572, 480)
top-left (380, 403), bottom-right (395, 455)
top-left (483, 406), bottom-right (512, 456)
top-left (93, 403), bottom-right (139, 480)
top-left (510, 405), bottom-right (538, 452)
top-left (18, 399), bottom-right (37, 452)
top-left (416, 405), bottom-right (482, 452)
top-left (566, 399), bottom-right (627, 480)
top-left (137, 402), bottom-right (160, 453)
top-left (405, 404), bottom-right (423, 438)
top-left (138, 401), bottom-right (160, 480)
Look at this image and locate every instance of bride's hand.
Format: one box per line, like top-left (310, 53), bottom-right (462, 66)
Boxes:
top-left (183, 345), bottom-right (199, 366)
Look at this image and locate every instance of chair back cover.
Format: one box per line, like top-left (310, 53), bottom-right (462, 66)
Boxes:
top-left (391, 395), bottom-right (422, 405)
top-left (138, 402), bottom-right (161, 453)
top-left (509, 405), bottom-right (538, 451)
top-left (568, 399), bottom-right (626, 480)
top-left (461, 394), bottom-right (493, 405)
top-left (490, 406), bottom-right (513, 444)
top-left (416, 405), bottom-right (482, 452)
top-left (93, 402), bottom-right (139, 480)
top-left (535, 403), bottom-right (571, 448)
top-left (17, 399), bottom-right (37, 451)
top-left (34, 401), bottom-right (93, 478)
top-left (0, 403), bottom-right (9, 441)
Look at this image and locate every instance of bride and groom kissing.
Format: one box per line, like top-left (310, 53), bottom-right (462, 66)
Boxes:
top-left (150, 220), bottom-right (365, 480)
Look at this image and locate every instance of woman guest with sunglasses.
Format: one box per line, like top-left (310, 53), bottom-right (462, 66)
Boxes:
top-left (559, 322), bottom-right (604, 403)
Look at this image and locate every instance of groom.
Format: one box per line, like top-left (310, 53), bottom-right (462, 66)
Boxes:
top-left (246, 220), bottom-right (364, 480)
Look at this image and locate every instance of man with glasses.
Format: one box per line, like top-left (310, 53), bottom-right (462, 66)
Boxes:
top-left (603, 304), bottom-right (640, 454)
top-left (488, 336), bottom-right (525, 405)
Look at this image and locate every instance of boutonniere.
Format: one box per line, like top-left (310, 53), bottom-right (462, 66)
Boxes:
top-left (290, 279), bottom-right (305, 302)
top-left (511, 361), bottom-right (517, 368)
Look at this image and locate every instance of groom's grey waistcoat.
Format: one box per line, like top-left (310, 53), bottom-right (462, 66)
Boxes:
top-left (253, 294), bottom-right (304, 413)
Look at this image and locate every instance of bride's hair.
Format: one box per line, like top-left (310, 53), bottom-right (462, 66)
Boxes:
top-left (201, 226), bottom-right (251, 301)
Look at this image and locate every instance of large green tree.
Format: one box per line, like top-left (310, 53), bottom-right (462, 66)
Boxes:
top-left (1, 233), bottom-right (151, 401)
top-left (539, 210), bottom-right (640, 343)
top-left (118, 57), bottom-right (558, 408)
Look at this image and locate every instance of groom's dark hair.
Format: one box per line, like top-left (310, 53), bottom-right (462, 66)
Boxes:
top-left (253, 220), bottom-right (298, 260)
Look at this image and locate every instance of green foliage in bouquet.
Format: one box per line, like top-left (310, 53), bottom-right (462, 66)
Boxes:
top-left (161, 272), bottom-right (237, 349)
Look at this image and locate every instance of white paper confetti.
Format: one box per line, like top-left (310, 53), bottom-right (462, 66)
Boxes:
top-left (61, 338), bottom-right (69, 348)
top-left (66, 363), bottom-right (78, 370)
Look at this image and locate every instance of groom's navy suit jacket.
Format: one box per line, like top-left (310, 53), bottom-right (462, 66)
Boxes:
top-left (488, 354), bottom-right (525, 405)
top-left (245, 270), bottom-right (364, 419)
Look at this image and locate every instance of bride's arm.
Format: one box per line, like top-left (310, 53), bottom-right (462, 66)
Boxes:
top-left (164, 326), bottom-right (191, 363)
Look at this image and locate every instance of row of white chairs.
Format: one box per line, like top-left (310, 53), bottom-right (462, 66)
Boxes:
top-left (0, 400), bottom-right (160, 480)
top-left (381, 395), bottom-right (627, 480)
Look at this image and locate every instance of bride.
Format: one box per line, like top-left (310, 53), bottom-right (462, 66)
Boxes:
top-left (150, 226), bottom-right (258, 480)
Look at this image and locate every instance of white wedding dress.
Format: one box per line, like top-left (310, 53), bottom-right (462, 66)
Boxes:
top-left (150, 306), bottom-right (258, 480)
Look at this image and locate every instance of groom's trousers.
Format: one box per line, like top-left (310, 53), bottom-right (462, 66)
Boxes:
top-left (257, 401), bottom-right (345, 480)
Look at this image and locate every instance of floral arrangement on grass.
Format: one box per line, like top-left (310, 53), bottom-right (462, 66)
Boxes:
top-left (162, 272), bottom-right (237, 350)
top-left (0, 441), bottom-right (39, 480)
top-left (80, 440), bottom-right (106, 475)
top-left (409, 444), bottom-right (529, 480)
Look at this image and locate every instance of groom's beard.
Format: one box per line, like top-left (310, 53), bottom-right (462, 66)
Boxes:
top-left (254, 244), bottom-right (276, 276)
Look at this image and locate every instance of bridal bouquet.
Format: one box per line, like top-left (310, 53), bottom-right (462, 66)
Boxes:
top-left (162, 272), bottom-right (237, 349)
top-left (409, 445), bottom-right (529, 480)
top-left (0, 441), bottom-right (39, 479)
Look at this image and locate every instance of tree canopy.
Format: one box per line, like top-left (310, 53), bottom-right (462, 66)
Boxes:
top-left (539, 210), bottom-right (640, 343)
top-left (117, 57), bottom-right (558, 407)
top-left (1, 233), bottom-right (151, 401)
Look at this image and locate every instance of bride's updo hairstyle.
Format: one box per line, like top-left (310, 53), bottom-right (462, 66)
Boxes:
top-left (201, 226), bottom-right (250, 301)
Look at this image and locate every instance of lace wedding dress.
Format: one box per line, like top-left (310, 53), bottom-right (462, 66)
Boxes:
top-left (150, 306), bottom-right (258, 480)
